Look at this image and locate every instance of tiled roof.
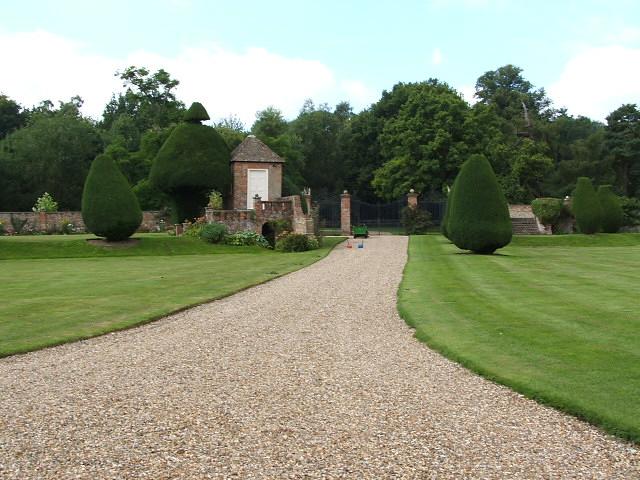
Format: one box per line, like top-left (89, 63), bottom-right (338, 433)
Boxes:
top-left (230, 135), bottom-right (285, 163)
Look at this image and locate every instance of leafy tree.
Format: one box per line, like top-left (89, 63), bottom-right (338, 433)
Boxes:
top-left (475, 64), bottom-right (552, 125)
top-left (447, 154), bottom-right (512, 254)
top-left (102, 66), bottom-right (184, 133)
top-left (0, 94), bottom-right (27, 139)
top-left (291, 100), bottom-right (351, 195)
top-left (0, 99), bottom-right (102, 210)
top-left (215, 115), bottom-right (247, 150)
top-left (251, 107), bottom-right (306, 195)
top-left (150, 102), bottom-right (231, 223)
top-left (597, 185), bottom-right (623, 233)
top-left (605, 104), bottom-right (640, 197)
top-left (572, 177), bottom-right (602, 234)
top-left (372, 80), bottom-right (470, 199)
top-left (82, 153), bottom-right (142, 241)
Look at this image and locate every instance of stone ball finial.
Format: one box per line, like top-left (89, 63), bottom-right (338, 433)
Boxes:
top-left (343, 190), bottom-right (348, 194)
top-left (409, 188), bottom-right (415, 193)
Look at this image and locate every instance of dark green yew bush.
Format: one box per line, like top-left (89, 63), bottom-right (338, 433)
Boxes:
top-left (150, 102), bottom-right (231, 224)
top-left (82, 154), bottom-right (142, 241)
top-left (597, 185), bottom-right (623, 233)
top-left (447, 154), bottom-right (512, 254)
top-left (572, 177), bottom-right (602, 234)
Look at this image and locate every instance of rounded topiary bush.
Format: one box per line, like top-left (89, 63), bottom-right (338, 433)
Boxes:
top-left (597, 185), bottom-right (623, 233)
top-left (572, 177), bottom-right (602, 234)
top-left (150, 102), bottom-right (231, 224)
top-left (82, 154), bottom-right (143, 241)
top-left (447, 154), bottom-right (512, 254)
top-left (531, 198), bottom-right (564, 227)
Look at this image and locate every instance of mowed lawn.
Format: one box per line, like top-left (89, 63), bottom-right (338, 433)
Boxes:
top-left (0, 234), bottom-right (344, 357)
top-left (400, 234), bottom-right (640, 442)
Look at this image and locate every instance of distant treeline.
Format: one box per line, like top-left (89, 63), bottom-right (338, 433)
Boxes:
top-left (1, 64), bottom-right (638, 212)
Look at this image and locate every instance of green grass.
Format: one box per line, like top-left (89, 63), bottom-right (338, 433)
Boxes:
top-left (399, 234), bottom-right (640, 443)
top-left (0, 235), bottom-right (344, 357)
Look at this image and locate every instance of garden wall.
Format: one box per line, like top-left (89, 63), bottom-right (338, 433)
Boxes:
top-left (205, 195), bottom-right (314, 235)
top-left (0, 211), bottom-right (168, 234)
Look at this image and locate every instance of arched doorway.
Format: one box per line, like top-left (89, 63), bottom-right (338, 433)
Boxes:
top-left (261, 222), bottom-right (276, 248)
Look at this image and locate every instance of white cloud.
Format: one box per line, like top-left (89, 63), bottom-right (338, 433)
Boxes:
top-left (548, 45), bottom-right (640, 121)
top-left (0, 30), bottom-right (376, 126)
top-left (432, 48), bottom-right (443, 65)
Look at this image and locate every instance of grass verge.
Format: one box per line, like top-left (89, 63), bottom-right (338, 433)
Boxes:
top-left (399, 234), bottom-right (640, 443)
top-left (0, 235), bottom-right (344, 357)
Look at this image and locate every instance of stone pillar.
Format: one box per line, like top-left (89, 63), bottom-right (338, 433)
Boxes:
top-left (340, 191), bottom-right (351, 235)
top-left (39, 212), bottom-right (47, 233)
top-left (303, 193), bottom-right (312, 216)
top-left (407, 189), bottom-right (418, 209)
top-left (253, 194), bottom-right (263, 233)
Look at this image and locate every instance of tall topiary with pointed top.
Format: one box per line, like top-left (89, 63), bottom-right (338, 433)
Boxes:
top-left (572, 177), bottom-right (602, 234)
top-left (82, 153), bottom-right (142, 241)
top-left (597, 185), bottom-right (623, 233)
top-left (150, 102), bottom-right (230, 223)
top-left (447, 154), bottom-right (512, 254)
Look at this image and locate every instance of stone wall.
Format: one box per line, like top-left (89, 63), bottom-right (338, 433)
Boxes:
top-left (0, 211), bottom-right (168, 234)
top-left (205, 194), bottom-right (315, 236)
top-left (231, 161), bottom-right (283, 210)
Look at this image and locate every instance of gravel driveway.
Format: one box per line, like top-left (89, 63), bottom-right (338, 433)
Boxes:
top-left (1, 236), bottom-right (638, 479)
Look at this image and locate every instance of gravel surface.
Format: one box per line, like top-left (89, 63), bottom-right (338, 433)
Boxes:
top-left (1, 236), bottom-right (638, 479)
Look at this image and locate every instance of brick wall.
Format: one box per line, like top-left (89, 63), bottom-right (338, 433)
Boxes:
top-left (231, 162), bottom-right (283, 210)
top-left (205, 194), bottom-right (314, 236)
top-left (0, 211), bottom-right (168, 234)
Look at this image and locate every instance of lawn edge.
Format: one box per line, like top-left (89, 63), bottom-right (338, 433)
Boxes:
top-left (396, 235), bottom-right (640, 445)
top-left (1, 237), bottom-right (346, 359)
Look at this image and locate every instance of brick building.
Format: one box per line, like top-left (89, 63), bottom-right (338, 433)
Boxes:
top-left (230, 135), bottom-right (284, 210)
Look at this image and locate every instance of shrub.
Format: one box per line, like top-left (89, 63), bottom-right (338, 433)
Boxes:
top-left (224, 231), bottom-right (271, 248)
top-left (0, 222), bottom-right (5, 236)
top-left (150, 102), bottom-right (231, 224)
top-left (10, 215), bottom-right (28, 234)
top-left (200, 222), bottom-right (227, 243)
top-left (531, 198), bottom-right (564, 226)
top-left (572, 177), bottom-right (602, 234)
top-left (620, 196), bottom-right (640, 226)
top-left (81, 153), bottom-right (143, 241)
top-left (32, 192), bottom-right (58, 212)
top-left (447, 154), bottom-right (512, 254)
top-left (207, 190), bottom-right (223, 209)
top-left (401, 206), bottom-right (431, 234)
top-left (275, 233), bottom-right (318, 252)
top-left (597, 185), bottom-right (623, 233)
top-left (60, 219), bottom-right (75, 235)
top-left (183, 216), bottom-right (207, 238)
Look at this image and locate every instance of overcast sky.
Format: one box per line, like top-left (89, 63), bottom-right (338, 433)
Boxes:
top-left (2, 0), bottom-right (639, 126)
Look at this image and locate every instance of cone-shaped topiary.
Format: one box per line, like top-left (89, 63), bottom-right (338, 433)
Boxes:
top-left (82, 154), bottom-right (143, 241)
top-left (150, 102), bottom-right (231, 223)
top-left (184, 102), bottom-right (210, 123)
top-left (447, 154), bottom-right (512, 254)
top-left (572, 177), bottom-right (602, 234)
top-left (597, 185), bottom-right (623, 233)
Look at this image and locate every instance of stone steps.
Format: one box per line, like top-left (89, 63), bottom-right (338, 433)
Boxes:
top-left (511, 217), bottom-right (542, 235)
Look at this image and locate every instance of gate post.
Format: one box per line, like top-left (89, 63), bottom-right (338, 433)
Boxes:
top-left (407, 189), bottom-right (418, 209)
top-left (340, 191), bottom-right (351, 235)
